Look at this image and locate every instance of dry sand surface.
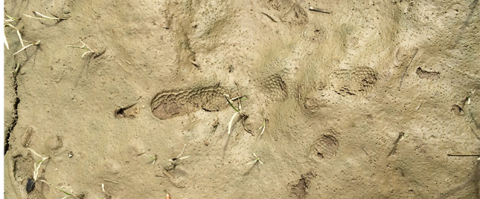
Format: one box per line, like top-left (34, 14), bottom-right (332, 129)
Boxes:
top-left (3, 0), bottom-right (480, 198)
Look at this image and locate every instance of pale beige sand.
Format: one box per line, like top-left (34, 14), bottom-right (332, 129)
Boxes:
top-left (4, 0), bottom-right (480, 198)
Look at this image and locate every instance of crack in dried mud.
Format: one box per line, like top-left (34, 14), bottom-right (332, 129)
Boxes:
top-left (5, 66), bottom-right (21, 155)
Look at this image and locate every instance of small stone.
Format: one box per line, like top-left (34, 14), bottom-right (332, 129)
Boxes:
top-left (26, 178), bottom-right (35, 193)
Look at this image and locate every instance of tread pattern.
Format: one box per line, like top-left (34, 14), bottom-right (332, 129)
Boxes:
top-left (261, 74), bottom-right (288, 103)
top-left (308, 134), bottom-right (339, 161)
top-left (329, 67), bottom-right (377, 96)
top-left (151, 85), bottom-right (230, 120)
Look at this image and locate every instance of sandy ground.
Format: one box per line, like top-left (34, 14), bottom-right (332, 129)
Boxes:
top-left (3, 0), bottom-right (480, 198)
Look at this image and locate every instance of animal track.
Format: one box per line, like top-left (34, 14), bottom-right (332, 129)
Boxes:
top-left (261, 74), bottom-right (288, 103)
top-left (280, 4), bottom-right (308, 26)
top-left (151, 85), bottom-right (231, 120)
top-left (309, 134), bottom-right (339, 161)
top-left (416, 67), bottom-right (440, 79)
top-left (288, 171), bottom-right (317, 199)
top-left (265, 0), bottom-right (308, 26)
top-left (329, 67), bottom-right (377, 96)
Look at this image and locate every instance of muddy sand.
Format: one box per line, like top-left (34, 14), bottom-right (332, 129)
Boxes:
top-left (4, 0), bottom-right (480, 198)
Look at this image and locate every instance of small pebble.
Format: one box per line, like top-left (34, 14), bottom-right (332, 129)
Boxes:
top-left (26, 178), bottom-right (35, 193)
